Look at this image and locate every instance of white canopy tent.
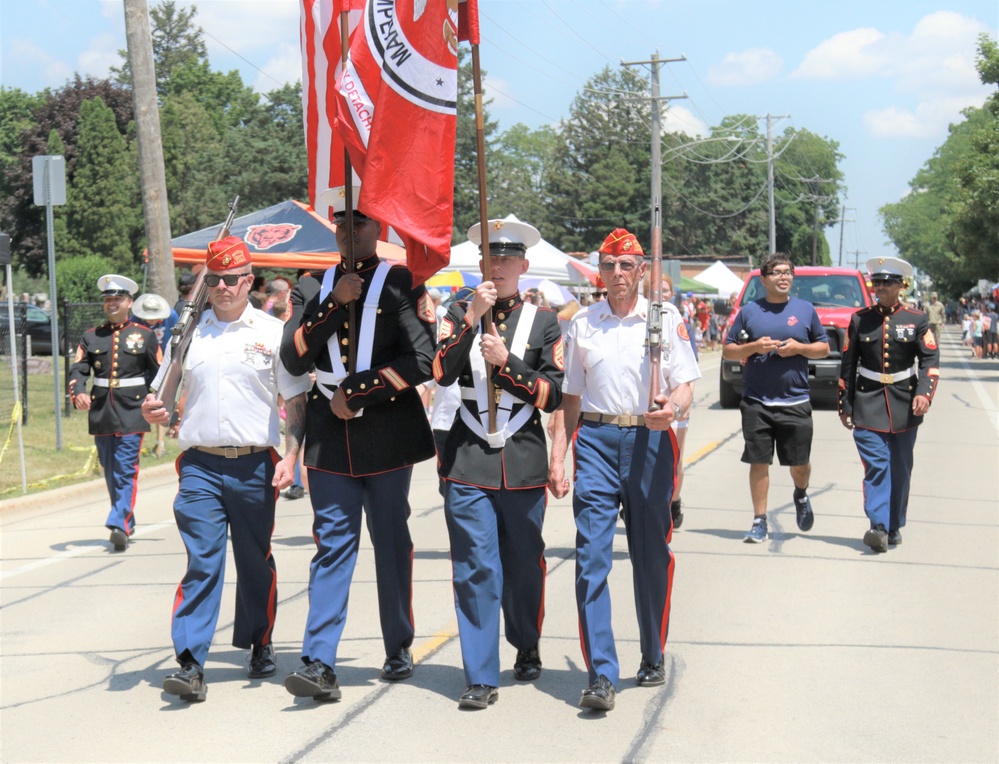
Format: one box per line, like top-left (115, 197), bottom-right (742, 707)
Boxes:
top-left (692, 260), bottom-right (746, 297)
top-left (446, 214), bottom-right (590, 285)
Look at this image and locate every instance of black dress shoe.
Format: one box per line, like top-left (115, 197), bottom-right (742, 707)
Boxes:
top-left (284, 485), bottom-right (306, 500)
top-left (248, 643), bottom-right (276, 678)
top-left (636, 657), bottom-right (666, 686)
top-left (864, 525), bottom-right (889, 553)
top-left (163, 662), bottom-right (206, 702)
top-left (888, 529), bottom-right (902, 546)
top-left (513, 645), bottom-right (542, 681)
top-left (381, 647), bottom-right (413, 681)
top-left (671, 498), bottom-right (684, 529)
top-left (458, 684), bottom-right (498, 709)
top-left (109, 528), bottom-right (128, 552)
top-left (579, 675), bottom-right (615, 711)
top-left (284, 660), bottom-right (341, 701)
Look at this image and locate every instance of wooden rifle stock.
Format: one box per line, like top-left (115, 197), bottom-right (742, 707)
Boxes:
top-left (153, 196), bottom-right (240, 424)
top-left (648, 201), bottom-right (663, 412)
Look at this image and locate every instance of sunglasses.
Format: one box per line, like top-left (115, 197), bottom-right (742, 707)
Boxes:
top-left (594, 291), bottom-right (607, 298)
top-left (597, 260), bottom-right (639, 273)
top-left (870, 277), bottom-right (902, 286)
top-left (204, 272), bottom-right (250, 287)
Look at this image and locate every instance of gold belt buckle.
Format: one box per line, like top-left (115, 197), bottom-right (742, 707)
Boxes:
top-left (879, 372), bottom-right (894, 384)
top-left (110, 379), bottom-right (119, 388)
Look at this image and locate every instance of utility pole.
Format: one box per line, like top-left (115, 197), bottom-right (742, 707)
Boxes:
top-left (123, 0), bottom-right (176, 303)
top-left (764, 114), bottom-right (789, 256)
top-left (621, 52), bottom-right (686, 255)
top-left (847, 249), bottom-right (867, 270)
top-left (836, 205), bottom-right (855, 266)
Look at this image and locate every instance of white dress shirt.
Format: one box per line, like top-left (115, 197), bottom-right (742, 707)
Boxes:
top-left (153, 305), bottom-right (311, 451)
top-left (563, 297), bottom-right (700, 415)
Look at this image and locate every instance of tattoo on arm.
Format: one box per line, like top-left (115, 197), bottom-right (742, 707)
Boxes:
top-left (283, 393), bottom-right (307, 459)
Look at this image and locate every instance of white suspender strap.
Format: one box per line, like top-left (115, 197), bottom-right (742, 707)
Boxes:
top-left (458, 303), bottom-right (538, 448)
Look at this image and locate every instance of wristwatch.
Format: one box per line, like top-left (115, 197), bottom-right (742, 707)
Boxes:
top-left (672, 402), bottom-right (682, 419)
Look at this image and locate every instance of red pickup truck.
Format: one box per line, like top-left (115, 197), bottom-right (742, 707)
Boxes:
top-left (718, 266), bottom-right (873, 408)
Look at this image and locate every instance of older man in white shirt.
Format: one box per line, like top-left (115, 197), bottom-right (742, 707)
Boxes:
top-left (142, 236), bottom-right (310, 703)
top-left (549, 227), bottom-right (700, 712)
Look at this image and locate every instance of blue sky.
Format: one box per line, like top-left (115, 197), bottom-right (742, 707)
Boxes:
top-left (2, 0), bottom-right (996, 266)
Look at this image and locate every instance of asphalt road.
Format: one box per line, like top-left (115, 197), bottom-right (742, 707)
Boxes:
top-left (1, 328), bottom-right (996, 763)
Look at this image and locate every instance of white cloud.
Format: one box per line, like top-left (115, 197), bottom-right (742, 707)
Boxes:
top-left (794, 11), bottom-right (995, 140)
top-left (864, 94), bottom-right (985, 138)
top-left (791, 27), bottom-right (887, 80)
top-left (706, 48), bottom-right (783, 86)
top-left (11, 39), bottom-right (74, 85)
top-left (662, 105), bottom-right (708, 137)
top-left (255, 44), bottom-right (304, 91)
top-left (78, 33), bottom-right (121, 80)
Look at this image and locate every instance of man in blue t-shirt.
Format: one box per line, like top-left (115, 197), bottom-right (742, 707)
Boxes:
top-left (722, 254), bottom-right (830, 543)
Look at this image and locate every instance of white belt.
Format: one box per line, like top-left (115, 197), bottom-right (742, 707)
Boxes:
top-left (92, 377), bottom-right (147, 388)
top-left (858, 367), bottom-right (914, 384)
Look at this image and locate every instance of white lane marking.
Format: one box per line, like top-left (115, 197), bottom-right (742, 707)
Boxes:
top-left (0, 520), bottom-right (175, 581)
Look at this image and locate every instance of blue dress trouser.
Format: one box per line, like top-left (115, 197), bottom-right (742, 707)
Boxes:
top-left (300, 467), bottom-right (415, 670)
top-left (171, 449), bottom-right (279, 668)
top-left (95, 433), bottom-right (143, 534)
top-left (444, 481), bottom-right (547, 686)
top-left (572, 421), bottom-right (677, 687)
top-left (852, 427), bottom-right (918, 532)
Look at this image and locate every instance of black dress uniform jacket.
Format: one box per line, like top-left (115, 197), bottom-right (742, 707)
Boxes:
top-left (838, 302), bottom-right (940, 433)
top-left (280, 253), bottom-right (436, 475)
top-left (433, 294), bottom-right (564, 489)
top-left (69, 319), bottom-right (161, 435)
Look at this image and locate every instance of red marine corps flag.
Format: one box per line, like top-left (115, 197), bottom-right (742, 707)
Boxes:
top-left (334, 0), bottom-right (476, 286)
top-left (300, 0), bottom-right (365, 219)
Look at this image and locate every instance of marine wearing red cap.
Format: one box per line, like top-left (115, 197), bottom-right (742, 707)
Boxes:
top-left (205, 236), bottom-right (252, 270)
top-left (599, 228), bottom-right (644, 257)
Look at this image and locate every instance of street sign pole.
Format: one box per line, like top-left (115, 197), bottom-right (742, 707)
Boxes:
top-left (32, 155), bottom-right (66, 449)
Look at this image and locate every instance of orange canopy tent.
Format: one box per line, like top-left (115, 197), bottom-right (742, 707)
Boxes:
top-left (167, 199), bottom-right (405, 269)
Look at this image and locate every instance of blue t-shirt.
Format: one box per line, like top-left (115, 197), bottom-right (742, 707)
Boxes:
top-left (725, 296), bottom-right (827, 405)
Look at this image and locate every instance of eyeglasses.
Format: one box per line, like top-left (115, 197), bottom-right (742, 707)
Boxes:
top-left (870, 277), bottom-right (902, 286)
top-left (598, 260), bottom-right (639, 273)
top-left (767, 269), bottom-right (794, 279)
top-left (204, 272), bottom-right (251, 287)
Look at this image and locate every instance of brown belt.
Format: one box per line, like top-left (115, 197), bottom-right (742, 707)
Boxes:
top-left (189, 445), bottom-right (270, 459)
top-left (581, 412), bottom-right (645, 428)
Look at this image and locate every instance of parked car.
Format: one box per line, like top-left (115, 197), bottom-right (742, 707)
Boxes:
top-left (0, 302), bottom-right (65, 356)
top-left (718, 266), bottom-right (873, 408)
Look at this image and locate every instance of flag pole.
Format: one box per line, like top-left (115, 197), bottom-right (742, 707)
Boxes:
top-left (471, 43), bottom-right (497, 432)
top-left (340, 10), bottom-right (357, 375)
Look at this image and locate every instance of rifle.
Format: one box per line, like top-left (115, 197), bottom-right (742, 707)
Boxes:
top-left (647, 200), bottom-right (663, 412)
top-left (152, 196), bottom-right (240, 424)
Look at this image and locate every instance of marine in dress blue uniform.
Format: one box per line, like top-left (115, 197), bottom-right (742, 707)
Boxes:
top-left (433, 219), bottom-right (564, 709)
top-left (838, 257), bottom-right (939, 552)
top-left (142, 236), bottom-right (311, 702)
top-left (549, 228), bottom-right (700, 712)
top-left (69, 275), bottom-right (161, 551)
top-left (280, 186), bottom-right (437, 702)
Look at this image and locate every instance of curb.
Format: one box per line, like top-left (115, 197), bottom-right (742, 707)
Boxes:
top-left (0, 460), bottom-right (179, 514)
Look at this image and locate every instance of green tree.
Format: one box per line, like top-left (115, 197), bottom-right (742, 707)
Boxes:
top-left (545, 65), bottom-right (651, 252)
top-left (0, 76), bottom-right (135, 277)
top-left (55, 254), bottom-right (118, 303)
top-left (488, 123), bottom-right (558, 232)
top-left (112, 0), bottom-right (209, 96)
top-left (951, 35), bottom-right (999, 287)
top-left (62, 97), bottom-right (140, 274)
top-left (453, 47), bottom-right (500, 238)
top-left (224, 82), bottom-right (309, 211)
top-left (879, 38), bottom-right (996, 298)
top-left (159, 92), bottom-right (228, 234)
